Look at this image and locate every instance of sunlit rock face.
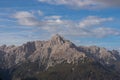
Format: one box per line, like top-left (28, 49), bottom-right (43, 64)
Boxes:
top-left (79, 46), bottom-right (120, 65)
top-left (0, 34), bottom-right (86, 69)
top-left (0, 34), bottom-right (120, 80)
top-left (0, 34), bottom-right (119, 69)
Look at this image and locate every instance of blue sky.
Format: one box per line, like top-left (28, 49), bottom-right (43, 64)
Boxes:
top-left (0, 0), bottom-right (120, 50)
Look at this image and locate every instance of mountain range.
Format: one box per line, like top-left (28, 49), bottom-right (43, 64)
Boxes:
top-left (0, 34), bottom-right (120, 80)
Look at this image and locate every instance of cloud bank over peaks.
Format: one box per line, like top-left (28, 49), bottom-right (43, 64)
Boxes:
top-left (12, 11), bottom-right (120, 38)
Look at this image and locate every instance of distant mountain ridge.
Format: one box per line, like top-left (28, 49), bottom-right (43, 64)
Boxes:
top-left (0, 34), bottom-right (120, 80)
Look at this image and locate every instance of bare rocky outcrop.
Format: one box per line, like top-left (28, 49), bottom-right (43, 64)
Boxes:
top-left (28, 34), bottom-right (86, 68)
top-left (79, 46), bottom-right (120, 65)
top-left (0, 34), bottom-right (119, 69)
top-left (0, 34), bottom-right (120, 80)
top-left (0, 34), bottom-right (86, 69)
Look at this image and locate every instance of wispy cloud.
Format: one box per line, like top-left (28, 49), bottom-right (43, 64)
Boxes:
top-left (79, 16), bottom-right (113, 28)
top-left (38, 0), bottom-right (120, 9)
top-left (12, 11), bottom-right (40, 26)
top-left (12, 11), bottom-right (120, 38)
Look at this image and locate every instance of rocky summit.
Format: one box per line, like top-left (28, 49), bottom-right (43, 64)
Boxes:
top-left (0, 34), bottom-right (120, 80)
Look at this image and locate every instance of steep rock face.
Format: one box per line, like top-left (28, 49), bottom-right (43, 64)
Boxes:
top-left (0, 34), bottom-right (120, 80)
top-left (0, 34), bottom-right (119, 69)
top-left (0, 50), bottom-right (5, 68)
top-left (29, 34), bottom-right (86, 68)
top-left (79, 46), bottom-right (120, 65)
top-left (0, 42), bottom-right (36, 68)
top-left (0, 34), bottom-right (86, 69)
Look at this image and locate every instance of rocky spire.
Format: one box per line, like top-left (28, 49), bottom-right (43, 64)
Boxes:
top-left (50, 34), bottom-right (65, 45)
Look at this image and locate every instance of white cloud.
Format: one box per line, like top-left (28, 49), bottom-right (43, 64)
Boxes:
top-left (13, 11), bottom-right (40, 26)
top-left (92, 27), bottom-right (120, 37)
top-left (38, 0), bottom-right (120, 9)
top-left (79, 16), bottom-right (113, 28)
top-left (44, 15), bottom-right (61, 20)
top-left (59, 27), bottom-right (120, 38)
top-left (13, 11), bottom-right (34, 18)
top-left (12, 11), bottom-right (120, 38)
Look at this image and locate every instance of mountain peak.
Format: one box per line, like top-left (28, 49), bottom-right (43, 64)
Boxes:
top-left (50, 34), bottom-right (65, 45)
top-left (51, 34), bottom-right (63, 40)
